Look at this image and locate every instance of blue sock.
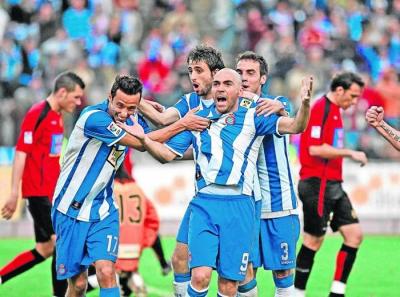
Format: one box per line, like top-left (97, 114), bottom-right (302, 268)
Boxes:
top-left (187, 283), bottom-right (208, 297)
top-left (174, 272), bottom-right (191, 282)
top-left (100, 286), bottom-right (120, 297)
top-left (238, 278), bottom-right (257, 293)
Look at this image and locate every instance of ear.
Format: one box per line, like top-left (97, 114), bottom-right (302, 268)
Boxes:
top-left (212, 69), bottom-right (219, 77)
top-left (260, 74), bottom-right (267, 85)
top-left (335, 86), bottom-right (344, 95)
top-left (56, 87), bottom-right (67, 98)
top-left (108, 93), bottom-right (113, 102)
top-left (238, 86), bottom-right (244, 97)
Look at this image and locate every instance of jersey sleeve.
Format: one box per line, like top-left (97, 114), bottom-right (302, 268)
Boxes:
top-left (83, 111), bottom-right (127, 146)
top-left (164, 130), bottom-right (193, 158)
top-left (138, 114), bottom-right (151, 134)
top-left (15, 108), bottom-right (40, 153)
top-left (302, 103), bottom-right (326, 147)
top-left (170, 94), bottom-right (189, 118)
top-left (254, 113), bottom-right (281, 136)
top-left (276, 96), bottom-right (292, 114)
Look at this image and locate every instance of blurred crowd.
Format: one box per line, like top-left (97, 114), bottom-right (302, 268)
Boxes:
top-left (0, 0), bottom-right (400, 159)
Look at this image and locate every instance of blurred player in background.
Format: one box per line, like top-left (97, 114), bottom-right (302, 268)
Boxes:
top-left (295, 72), bottom-right (367, 297)
top-left (0, 71), bottom-right (85, 297)
top-left (235, 51), bottom-right (305, 297)
top-left (366, 106), bottom-right (400, 151)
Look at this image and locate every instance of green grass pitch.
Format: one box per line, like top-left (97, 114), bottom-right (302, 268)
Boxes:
top-left (0, 236), bottom-right (399, 296)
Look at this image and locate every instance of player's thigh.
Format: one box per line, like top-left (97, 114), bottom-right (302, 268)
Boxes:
top-left (27, 196), bottom-right (54, 242)
top-left (218, 197), bottom-right (255, 282)
top-left (249, 200), bottom-right (262, 269)
top-left (298, 179), bottom-right (332, 236)
top-left (259, 215), bottom-right (300, 271)
top-left (187, 200), bottom-right (219, 270)
top-left (52, 211), bottom-right (90, 280)
top-left (85, 210), bottom-right (120, 265)
top-left (176, 204), bottom-right (191, 244)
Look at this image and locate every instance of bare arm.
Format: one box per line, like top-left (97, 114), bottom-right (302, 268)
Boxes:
top-left (277, 76), bottom-right (313, 134)
top-left (117, 118), bottom-right (179, 163)
top-left (1, 151), bottom-right (26, 219)
top-left (366, 106), bottom-right (400, 151)
top-left (139, 99), bottom-right (180, 126)
top-left (309, 143), bottom-right (367, 166)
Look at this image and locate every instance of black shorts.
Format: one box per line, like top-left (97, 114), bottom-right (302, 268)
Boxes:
top-left (26, 196), bottom-right (54, 243)
top-left (298, 178), bottom-right (359, 237)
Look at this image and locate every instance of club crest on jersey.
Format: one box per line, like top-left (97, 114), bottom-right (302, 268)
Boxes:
top-left (225, 114), bottom-right (235, 125)
top-left (240, 98), bottom-right (253, 109)
top-left (57, 264), bottom-right (67, 275)
top-left (107, 122), bottom-right (122, 137)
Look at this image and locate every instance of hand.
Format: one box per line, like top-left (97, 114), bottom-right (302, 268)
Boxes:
top-left (181, 108), bottom-right (210, 132)
top-left (256, 99), bottom-right (285, 116)
top-left (1, 195), bottom-right (18, 220)
top-left (117, 116), bottom-right (145, 141)
top-left (365, 106), bottom-right (384, 128)
top-left (350, 150), bottom-right (368, 167)
top-left (146, 99), bottom-right (165, 113)
top-left (300, 76), bottom-right (313, 104)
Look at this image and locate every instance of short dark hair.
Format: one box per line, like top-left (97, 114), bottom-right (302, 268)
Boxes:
top-left (330, 72), bottom-right (365, 91)
top-left (186, 45), bottom-right (225, 72)
top-left (110, 75), bottom-right (143, 99)
top-left (53, 71), bottom-right (85, 93)
top-left (236, 51), bottom-right (268, 76)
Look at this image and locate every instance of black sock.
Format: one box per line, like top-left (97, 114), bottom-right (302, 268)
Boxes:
top-left (0, 249), bottom-right (45, 283)
top-left (295, 244), bottom-right (316, 290)
top-left (333, 244), bottom-right (358, 284)
top-left (119, 271), bottom-right (132, 297)
top-left (52, 249), bottom-right (68, 297)
top-left (152, 235), bottom-right (168, 268)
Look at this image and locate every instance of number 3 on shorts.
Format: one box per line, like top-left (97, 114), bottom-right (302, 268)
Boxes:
top-left (106, 234), bottom-right (118, 253)
top-left (240, 252), bottom-right (249, 272)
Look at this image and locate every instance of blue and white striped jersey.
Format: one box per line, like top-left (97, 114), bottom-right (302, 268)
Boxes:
top-left (170, 92), bottom-right (214, 118)
top-left (52, 100), bottom-right (150, 222)
top-left (165, 104), bottom-right (281, 196)
top-left (252, 95), bottom-right (298, 217)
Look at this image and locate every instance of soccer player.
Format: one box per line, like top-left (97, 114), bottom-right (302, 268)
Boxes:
top-left (87, 161), bottom-right (160, 297)
top-left (0, 71), bottom-right (85, 297)
top-left (51, 75), bottom-right (207, 297)
top-left (235, 51), bottom-right (304, 297)
top-left (119, 68), bottom-right (312, 297)
top-left (139, 44), bottom-right (225, 297)
top-left (295, 72), bottom-right (367, 297)
top-left (366, 106), bottom-right (400, 151)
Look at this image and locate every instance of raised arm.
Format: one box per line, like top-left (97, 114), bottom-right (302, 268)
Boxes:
top-left (366, 106), bottom-right (400, 151)
top-left (277, 76), bottom-right (313, 134)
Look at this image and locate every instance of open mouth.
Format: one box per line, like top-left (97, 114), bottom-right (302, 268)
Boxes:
top-left (242, 85), bottom-right (249, 89)
top-left (192, 82), bottom-right (199, 89)
top-left (216, 96), bottom-right (227, 103)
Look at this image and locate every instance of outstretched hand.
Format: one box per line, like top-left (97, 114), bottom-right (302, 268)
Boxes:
top-left (117, 116), bottom-right (145, 141)
top-left (181, 107), bottom-right (210, 131)
top-left (300, 76), bottom-right (313, 103)
top-left (365, 106), bottom-right (384, 128)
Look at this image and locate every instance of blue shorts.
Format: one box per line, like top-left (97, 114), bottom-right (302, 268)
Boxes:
top-left (259, 214), bottom-right (300, 271)
top-left (176, 204), bottom-right (191, 244)
top-left (52, 210), bottom-right (120, 280)
top-left (250, 200), bottom-right (262, 267)
top-left (188, 193), bottom-right (255, 282)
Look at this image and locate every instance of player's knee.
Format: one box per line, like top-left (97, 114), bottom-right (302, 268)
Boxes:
top-left (191, 269), bottom-right (211, 289)
top-left (273, 269), bottom-right (294, 288)
top-left (343, 228), bottom-right (363, 247)
top-left (35, 240), bottom-right (55, 258)
top-left (218, 278), bottom-right (238, 296)
top-left (69, 277), bottom-right (88, 296)
top-left (96, 265), bottom-right (116, 286)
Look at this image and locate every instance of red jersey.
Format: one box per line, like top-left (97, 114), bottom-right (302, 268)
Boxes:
top-left (16, 101), bottom-right (64, 199)
top-left (115, 180), bottom-right (160, 272)
top-left (299, 96), bottom-right (344, 181)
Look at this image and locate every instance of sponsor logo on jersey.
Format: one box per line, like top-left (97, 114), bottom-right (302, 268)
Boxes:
top-left (24, 131), bottom-right (33, 144)
top-left (240, 98), bottom-right (253, 109)
top-left (311, 126), bottom-right (321, 139)
top-left (57, 264), bottom-right (67, 275)
top-left (107, 122), bottom-right (123, 137)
